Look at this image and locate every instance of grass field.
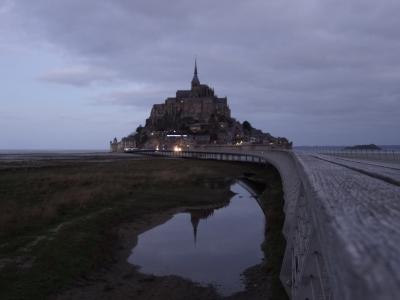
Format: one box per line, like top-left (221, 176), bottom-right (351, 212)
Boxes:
top-left (0, 155), bottom-right (286, 300)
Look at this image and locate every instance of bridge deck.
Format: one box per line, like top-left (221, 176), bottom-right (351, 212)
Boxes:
top-left (296, 153), bottom-right (400, 300)
top-left (313, 154), bottom-right (400, 186)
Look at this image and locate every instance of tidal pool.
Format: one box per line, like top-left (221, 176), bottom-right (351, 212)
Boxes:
top-left (127, 181), bottom-right (266, 296)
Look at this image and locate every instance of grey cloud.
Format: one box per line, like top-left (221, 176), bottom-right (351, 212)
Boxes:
top-left (8, 0), bottom-right (400, 144)
top-left (39, 66), bottom-right (120, 86)
top-left (93, 86), bottom-right (169, 108)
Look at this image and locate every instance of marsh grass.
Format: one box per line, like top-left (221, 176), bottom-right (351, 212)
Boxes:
top-left (0, 159), bottom-right (240, 238)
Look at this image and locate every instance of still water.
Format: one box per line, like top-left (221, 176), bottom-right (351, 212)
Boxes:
top-left (127, 182), bottom-right (266, 296)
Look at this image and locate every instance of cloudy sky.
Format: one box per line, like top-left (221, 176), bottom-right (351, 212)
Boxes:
top-left (1, 0), bottom-right (399, 149)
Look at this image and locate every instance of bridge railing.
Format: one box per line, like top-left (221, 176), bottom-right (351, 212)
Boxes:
top-left (133, 149), bottom-right (270, 164)
top-left (300, 147), bottom-right (400, 163)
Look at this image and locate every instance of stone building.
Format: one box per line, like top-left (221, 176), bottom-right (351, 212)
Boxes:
top-left (146, 61), bottom-right (231, 132)
top-left (110, 138), bottom-right (119, 152)
top-left (109, 135), bottom-right (136, 152)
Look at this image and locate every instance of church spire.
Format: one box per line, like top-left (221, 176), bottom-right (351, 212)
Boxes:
top-left (191, 217), bottom-right (199, 246)
top-left (191, 59), bottom-right (200, 88)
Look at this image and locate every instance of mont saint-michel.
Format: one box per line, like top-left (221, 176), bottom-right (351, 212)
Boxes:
top-left (110, 62), bottom-right (291, 152)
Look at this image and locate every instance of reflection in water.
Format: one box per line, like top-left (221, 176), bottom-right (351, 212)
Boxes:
top-left (127, 182), bottom-right (265, 296)
top-left (188, 208), bottom-right (216, 245)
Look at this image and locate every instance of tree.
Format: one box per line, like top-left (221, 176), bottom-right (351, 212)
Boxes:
top-left (136, 125), bottom-right (143, 134)
top-left (242, 120), bottom-right (252, 133)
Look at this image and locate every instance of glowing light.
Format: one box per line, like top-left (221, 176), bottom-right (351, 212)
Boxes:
top-left (173, 145), bottom-right (182, 152)
top-left (155, 145), bottom-right (159, 151)
top-left (167, 134), bottom-right (188, 137)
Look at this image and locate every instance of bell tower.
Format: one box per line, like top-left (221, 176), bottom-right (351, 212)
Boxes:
top-left (191, 59), bottom-right (200, 88)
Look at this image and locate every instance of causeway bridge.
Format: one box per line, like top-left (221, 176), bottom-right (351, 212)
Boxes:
top-left (130, 146), bottom-right (400, 300)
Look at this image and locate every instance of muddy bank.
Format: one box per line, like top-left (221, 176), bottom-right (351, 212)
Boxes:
top-left (55, 207), bottom-right (222, 300)
top-left (54, 203), bottom-right (270, 300)
top-left (56, 178), bottom-right (286, 300)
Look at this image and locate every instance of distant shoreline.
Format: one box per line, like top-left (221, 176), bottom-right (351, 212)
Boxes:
top-left (2, 145), bottom-right (400, 154)
top-left (0, 149), bottom-right (108, 154)
top-left (0, 151), bottom-right (134, 162)
top-left (294, 145), bottom-right (400, 151)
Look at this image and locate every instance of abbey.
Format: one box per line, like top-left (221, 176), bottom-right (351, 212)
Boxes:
top-left (146, 61), bottom-right (231, 132)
